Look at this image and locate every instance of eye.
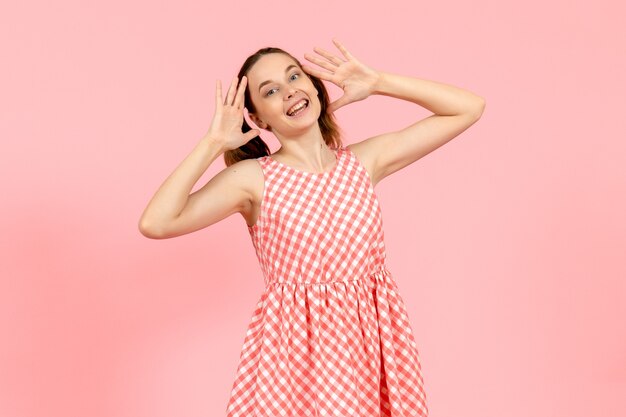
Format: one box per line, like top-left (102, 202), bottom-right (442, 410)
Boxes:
top-left (264, 72), bottom-right (301, 97)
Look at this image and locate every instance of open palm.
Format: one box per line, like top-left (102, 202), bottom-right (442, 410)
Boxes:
top-left (302, 38), bottom-right (381, 114)
top-left (205, 76), bottom-right (260, 151)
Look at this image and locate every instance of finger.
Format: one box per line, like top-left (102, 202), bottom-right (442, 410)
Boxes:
top-left (301, 64), bottom-right (333, 82)
top-left (225, 76), bottom-right (238, 106)
top-left (332, 38), bottom-right (354, 61)
top-left (304, 53), bottom-right (336, 73)
top-left (327, 96), bottom-right (348, 114)
top-left (215, 79), bottom-right (223, 109)
top-left (244, 128), bottom-right (260, 141)
top-left (234, 75), bottom-right (247, 109)
top-left (313, 46), bottom-right (345, 66)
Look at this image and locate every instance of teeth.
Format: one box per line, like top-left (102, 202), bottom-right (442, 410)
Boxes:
top-left (287, 101), bottom-right (306, 115)
top-left (287, 100), bottom-right (307, 116)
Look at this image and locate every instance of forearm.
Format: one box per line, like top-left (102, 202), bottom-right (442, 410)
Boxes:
top-left (139, 136), bottom-right (224, 231)
top-left (373, 71), bottom-right (484, 116)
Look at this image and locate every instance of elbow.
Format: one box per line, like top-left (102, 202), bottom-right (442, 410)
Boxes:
top-left (468, 97), bottom-right (486, 120)
top-left (476, 96), bottom-right (486, 112)
top-left (138, 217), bottom-right (165, 239)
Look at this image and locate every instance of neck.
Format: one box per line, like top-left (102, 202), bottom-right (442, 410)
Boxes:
top-left (272, 127), bottom-right (335, 172)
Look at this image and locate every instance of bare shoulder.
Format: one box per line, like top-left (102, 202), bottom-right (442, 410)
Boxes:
top-left (345, 141), bottom-right (379, 187)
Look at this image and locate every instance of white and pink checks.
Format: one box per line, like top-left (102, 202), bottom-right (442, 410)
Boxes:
top-left (225, 145), bottom-right (429, 417)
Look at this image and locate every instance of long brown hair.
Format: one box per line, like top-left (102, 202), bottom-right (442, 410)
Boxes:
top-left (223, 47), bottom-right (343, 167)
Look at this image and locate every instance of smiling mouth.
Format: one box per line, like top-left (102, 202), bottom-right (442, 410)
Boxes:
top-left (286, 99), bottom-right (309, 117)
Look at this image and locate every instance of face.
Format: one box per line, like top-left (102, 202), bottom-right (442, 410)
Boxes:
top-left (246, 53), bottom-right (321, 136)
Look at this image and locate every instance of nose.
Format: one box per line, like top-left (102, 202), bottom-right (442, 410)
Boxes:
top-left (285, 86), bottom-right (298, 99)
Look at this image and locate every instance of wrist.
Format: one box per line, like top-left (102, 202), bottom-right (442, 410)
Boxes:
top-left (201, 134), bottom-right (227, 154)
top-left (371, 71), bottom-right (386, 95)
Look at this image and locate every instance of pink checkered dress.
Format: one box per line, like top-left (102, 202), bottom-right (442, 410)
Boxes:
top-left (225, 145), bottom-right (429, 417)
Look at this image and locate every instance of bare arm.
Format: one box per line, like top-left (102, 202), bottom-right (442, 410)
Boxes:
top-left (138, 137), bottom-right (230, 238)
top-left (361, 72), bottom-right (485, 185)
top-left (372, 71), bottom-right (484, 116)
top-left (138, 76), bottom-right (260, 239)
top-left (303, 39), bottom-right (485, 186)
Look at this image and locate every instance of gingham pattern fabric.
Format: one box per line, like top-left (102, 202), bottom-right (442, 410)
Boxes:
top-left (225, 145), bottom-right (429, 417)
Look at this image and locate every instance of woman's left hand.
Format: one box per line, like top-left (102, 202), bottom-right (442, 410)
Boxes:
top-left (302, 38), bottom-right (381, 114)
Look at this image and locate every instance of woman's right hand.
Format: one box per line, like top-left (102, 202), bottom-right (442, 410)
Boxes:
top-left (204, 75), bottom-right (260, 152)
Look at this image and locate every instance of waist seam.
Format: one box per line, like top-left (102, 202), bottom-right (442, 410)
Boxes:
top-left (266, 266), bottom-right (392, 288)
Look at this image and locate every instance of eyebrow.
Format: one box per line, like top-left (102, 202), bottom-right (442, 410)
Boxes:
top-left (258, 64), bottom-right (299, 93)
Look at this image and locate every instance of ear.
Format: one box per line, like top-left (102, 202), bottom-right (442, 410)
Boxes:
top-left (248, 112), bottom-right (269, 130)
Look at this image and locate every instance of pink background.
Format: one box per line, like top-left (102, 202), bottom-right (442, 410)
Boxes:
top-left (1, 1), bottom-right (624, 416)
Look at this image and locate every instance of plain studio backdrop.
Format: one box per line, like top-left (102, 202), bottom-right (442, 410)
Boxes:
top-left (1, 1), bottom-right (624, 416)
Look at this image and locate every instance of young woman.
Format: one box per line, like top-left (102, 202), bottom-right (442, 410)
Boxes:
top-left (139, 38), bottom-right (485, 417)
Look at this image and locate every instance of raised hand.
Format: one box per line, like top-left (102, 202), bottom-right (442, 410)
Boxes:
top-left (302, 38), bottom-right (381, 114)
top-left (205, 75), bottom-right (260, 151)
